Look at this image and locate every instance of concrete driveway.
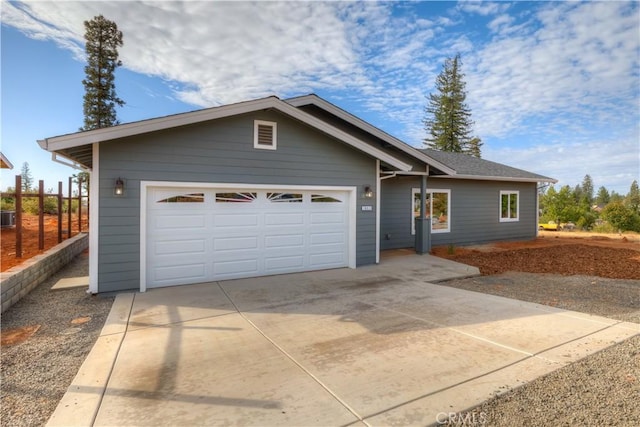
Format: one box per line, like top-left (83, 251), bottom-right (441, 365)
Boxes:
top-left (48, 254), bottom-right (638, 427)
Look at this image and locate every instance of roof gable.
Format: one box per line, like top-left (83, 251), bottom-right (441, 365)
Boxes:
top-left (38, 96), bottom-right (412, 172)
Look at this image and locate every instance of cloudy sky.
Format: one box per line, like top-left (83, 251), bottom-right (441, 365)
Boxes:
top-left (1, 1), bottom-right (638, 194)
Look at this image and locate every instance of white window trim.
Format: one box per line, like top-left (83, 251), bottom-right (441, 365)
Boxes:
top-left (253, 120), bottom-right (277, 150)
top-left (500, 190), bottom-right (520, 222)
top-left (411, 188), bottom-right (451, 235)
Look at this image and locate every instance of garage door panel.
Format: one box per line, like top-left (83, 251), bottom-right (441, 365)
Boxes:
top-left (264, 234), bottom-right (305, 248)
top-left (153, 263), bottom-right (207, 284)
top-left (264, 213), bottom-right (305, 225)
top-left (214, 259), bottom-right (259, 276)
top-left (213, 236), bottom-right (259, 251)
top-left (147, 187), bottom-right (351, 288)
top-left (310, 212), bottom-right (345, 225)
top-left (310, 232), bottom-right (345, 245)
top-left (154, 214), bottom-right (207, 230)
top-left (214, 214), bottom-right (259, 228)
top-left (154, 239), bottom-right (206, 255)
top-left (310, 252), bottom-right (345, 267)
top-left (264, 255), bottom-right (305, 272)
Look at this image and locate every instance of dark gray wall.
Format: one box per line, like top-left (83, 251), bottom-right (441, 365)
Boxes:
top-left (98, 110), bottom-right (378, 292)
top-left (380, 176), bottom-right (538, 250)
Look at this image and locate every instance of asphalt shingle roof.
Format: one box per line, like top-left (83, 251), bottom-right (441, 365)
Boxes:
top-left (420, 148), bottom-right (555, 182)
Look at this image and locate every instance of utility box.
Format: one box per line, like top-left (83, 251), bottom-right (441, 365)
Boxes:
top-left (1, 211), bottom-right (16, 228)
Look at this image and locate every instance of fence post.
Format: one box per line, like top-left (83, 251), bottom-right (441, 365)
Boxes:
top-left (68, 177), bottom-right (72, 238)
top-left (15, 175), bottom-right (22, 258)
top-left (38, 180), bottom-right (44, 250)
top-left (78, 177), bottom-right (82, 233)
top-left (58, 181), bottom-right (63, 243)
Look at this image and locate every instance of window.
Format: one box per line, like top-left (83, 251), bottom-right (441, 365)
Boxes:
top-left (500, 191), bottom-right (519, 222)
top-left (267, 192), bottom-right (303, 203)
top-left (411, 188), bottom-right (450, 234)
top-left (254, 120), bottom-right (277, 150)
top-left (311, 194), bottom-right (342, 203)
top-left (157, 193), bottom-right (204, 203)
top-left (215, 192), bottom-right (257, 203)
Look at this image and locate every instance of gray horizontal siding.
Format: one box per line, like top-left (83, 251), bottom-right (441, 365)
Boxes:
top-left (380, 177), bottom-right (538, 250)
top-left (98, 110), bottom-right (378, 292)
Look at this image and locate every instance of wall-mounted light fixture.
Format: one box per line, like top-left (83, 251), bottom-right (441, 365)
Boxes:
top-left (114, 178), bottom-right (125, 196)
top-left (363, 185), bottom-right (374, 199)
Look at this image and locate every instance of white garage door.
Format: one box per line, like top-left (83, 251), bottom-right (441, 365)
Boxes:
top-left (145, 186), bottom-right (352, 288)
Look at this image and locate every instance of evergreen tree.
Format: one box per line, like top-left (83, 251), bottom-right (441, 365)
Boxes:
top-left (81, 15), bottom-right (124, 131)
top-left (626, 180), bottom-right (640, 214)
top-left (424, 54), bottom-right (482, 157)
top-left (20, 162), bottom-right (34, 192)
top-left (596, 186), bottom-right (610, 206)
top-left (581, 174), bottom-right (594, 206)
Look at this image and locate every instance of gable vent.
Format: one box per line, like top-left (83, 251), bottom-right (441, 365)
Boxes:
top-left (254, 120), bottom-right (277, 150)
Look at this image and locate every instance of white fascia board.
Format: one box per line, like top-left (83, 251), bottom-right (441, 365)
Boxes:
top-left (38, 97), bottom-right (281, 151)
top-left (435, 174), bottom-right (558, 183)
top-left (38, 96), bottom-right (412, 172)
top-left (286, 95), bottom-right (456, 175)
top-left (0, 152), bottom-right (14, 169)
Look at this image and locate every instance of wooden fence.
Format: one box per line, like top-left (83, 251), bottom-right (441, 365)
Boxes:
top-left (1, 175), bottom-right (88, 259)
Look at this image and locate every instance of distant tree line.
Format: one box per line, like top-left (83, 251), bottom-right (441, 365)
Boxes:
top-left (539, 174), bottom-right (640, 232)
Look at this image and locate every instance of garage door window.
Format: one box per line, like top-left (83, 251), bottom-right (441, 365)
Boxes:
top-left (311, 194), bottom-right (342, 203)
top-left (267, 192), bottom-right (303, 203)
top-left (215, 192), bottom-right (257, 203)
top-left (157, 193), bottom-right (205, 203)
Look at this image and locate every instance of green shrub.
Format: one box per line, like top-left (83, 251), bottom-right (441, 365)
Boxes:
top-left (1, 198), bottom-right (15, 211)
top-left (20, 196), bottom-right (60, 215)
top-left (591, 222), bottom-right (617, 234)
top-left (602, 201), bottom-right (640, 232)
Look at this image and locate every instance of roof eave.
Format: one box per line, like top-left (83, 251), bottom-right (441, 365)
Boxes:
top-left (435, 174), bottom-right (558, 183)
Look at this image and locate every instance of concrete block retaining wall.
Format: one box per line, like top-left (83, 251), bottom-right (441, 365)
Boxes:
top-left (1, 233), bottom-right (89, 314)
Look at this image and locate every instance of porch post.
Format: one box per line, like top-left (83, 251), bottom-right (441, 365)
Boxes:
top-left (415, 174), bottom-right (431, 254)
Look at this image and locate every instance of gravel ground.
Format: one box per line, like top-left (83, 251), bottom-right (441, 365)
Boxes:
top-left (1, 250), bottom-right (638, 426)
top-left (1, 252), bottom-right (113, 427)
top-left (438, 272), bottom-right (640, 427)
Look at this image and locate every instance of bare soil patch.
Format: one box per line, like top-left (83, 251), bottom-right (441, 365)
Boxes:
top-left (1, 214), bottom-right (88, 272)
top-left (432, 234), bottom-right (640, 280)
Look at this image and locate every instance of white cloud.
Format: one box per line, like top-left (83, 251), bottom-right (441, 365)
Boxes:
top-left (485, 135), bottom-right (639, 194)
top-left (457, 1), bottom-right (510, 17)
top-left (2, 0), bottom-right (637, 193)
top-left (3, 1), bottom-right (382, 106)
top-left (466, 1), bottom-right (640, 142)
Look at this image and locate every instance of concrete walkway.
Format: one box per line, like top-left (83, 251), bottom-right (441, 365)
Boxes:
top-left (48, 255), bottom-right (638, 426)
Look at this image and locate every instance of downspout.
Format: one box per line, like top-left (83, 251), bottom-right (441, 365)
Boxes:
top-left (88, 143), bottom-right (99, 294)
top-left (376, 160), bottom-right (381, 264)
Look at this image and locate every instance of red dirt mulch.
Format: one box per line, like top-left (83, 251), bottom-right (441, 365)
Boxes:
top-left (432, 235), bottom-right (640, 280)
top-left (1, 214), bottom-right (88, 272)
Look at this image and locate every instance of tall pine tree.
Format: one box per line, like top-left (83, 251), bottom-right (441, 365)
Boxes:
top-left (20, 162), bottom-right (34, 192)
top-left (81, 15), bottom-right (124, 131)
top-left (424, 54), bottom-right (482, 157)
